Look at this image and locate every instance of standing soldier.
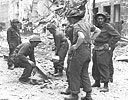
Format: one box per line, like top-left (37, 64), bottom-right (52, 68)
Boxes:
top-left (92, 12), bottom-right (121, 92)
top-left (47, 23), bottom-right (69, 77)
top-left (63, 8), bottom-right (101, 100)
top-left (7, 19), bottom-right (22, 70)
top-left (105, 12), bottom-right (116, 83)
top-left (12, 35), bottom-right (42, 84)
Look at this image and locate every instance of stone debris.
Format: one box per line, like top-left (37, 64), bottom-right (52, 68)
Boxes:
top-left (0, 32), bottom-right (128, 100)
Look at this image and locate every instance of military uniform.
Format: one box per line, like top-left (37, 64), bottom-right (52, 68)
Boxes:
top-left (53, 29), bottom-right (69, 76)
top-left (9, 35), bottom-right (42, 83)
top-left (62, 1), bottom-right (101, 99)
top-left (105, 12), bottom-right (117, 82)
top-left (67, 19), bottom-right (96, 93)
top-left (47, 24), bottom-right (69, 76)
top-left (63, 17), bottom-right (100, 100)
top-left (7, 27), bottom-right (22, 54)
top-left (92, 22), bottom-right (121, 91)
top-left (7, 19), bottom-right (22, 69)
top-left (13, 42), bottom-right (36, 82)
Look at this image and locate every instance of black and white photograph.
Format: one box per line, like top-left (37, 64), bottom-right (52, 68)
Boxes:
top-left (0, 0), bottom-right (128, 100)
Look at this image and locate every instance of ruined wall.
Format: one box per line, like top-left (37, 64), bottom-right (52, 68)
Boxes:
top-left (120, 0), bottom-right (128, 36)
top-left (0, 0), bottom-right (9, 28)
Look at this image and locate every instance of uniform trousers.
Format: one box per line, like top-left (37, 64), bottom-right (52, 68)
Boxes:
top-left (67, 44), bottom-right (92, 94)
top-left (92, 49), bottom-right (110, 82)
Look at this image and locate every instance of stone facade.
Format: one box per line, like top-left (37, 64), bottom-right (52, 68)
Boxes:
top-left (95, 0), bottom-right (128, 36)
top-left (0, 0), bottom-right (9, 28)
top-left (0, 0), bottom-right (94, 29)
top-left (120, 0), bottom-right (128, 36)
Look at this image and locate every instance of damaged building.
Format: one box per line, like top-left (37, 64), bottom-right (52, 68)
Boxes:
top-left (95, 0), bottom-right (128, 36)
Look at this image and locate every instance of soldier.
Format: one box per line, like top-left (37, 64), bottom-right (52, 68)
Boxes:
top-left (7, 19), bottom-right (22, 70)
top-left (92, 12), bottom-right (121, 92)
top-left (11, 35), bottom-right (42, 84)
top-left (63, 8), bottom-right (101, 100)
top-left (104, 12), bottom-right (116, 83)
top-left (47, 23), bottom-right (69, 77)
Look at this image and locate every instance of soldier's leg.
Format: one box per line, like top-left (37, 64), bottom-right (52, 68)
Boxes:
top-left (81, 60), bottom-right (92, 100)
top-left (64, 57), bottom-right (81, 100)
top-left (92, 50), bottom-right (101, 87)
top-left (54, 41), bottom-right (69, 77)
top-left (7, 47), bottom-right (15, 70)
top-left (109, 48), bottom-right (115, 82)
top-left (53, 62), bottom-right (59, 74)
top-left (18, 61), bottom-right (34, 82)
top-left (97, 50), bottom-right (110, 92)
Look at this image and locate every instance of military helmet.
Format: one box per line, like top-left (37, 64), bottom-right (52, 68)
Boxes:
top-left (66, 9), bottom-right (85, 19)
top-left (29, 35), bottom-right (42, 42)
top-left (95, 12), bottom-right (107, 21)
top-left (104, 12), bottom-right (110, 20)
top-left (11, 19), bottom-right (20, 23)
top-left (47, 23), bottom-right (57, 29)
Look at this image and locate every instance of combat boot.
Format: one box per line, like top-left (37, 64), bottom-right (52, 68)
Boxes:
top-left (64, 93), bottom-right (78, 100)
top-left (109, 75), bottom-right (113, 83)
top-left (8, 63), bottom-right (14, 70)
top-left (100, 82), bottom-right (109, 92)
top-left (92, 80), bottom-right (100, 87)
top-left (54, 68), bottom-right (58, 74)
top-left (54, 69), bottom-right (63, 77)
top-left (81, 91), bottom-right (92, 100)
top-left (60, 88), bottom-right (71, 95)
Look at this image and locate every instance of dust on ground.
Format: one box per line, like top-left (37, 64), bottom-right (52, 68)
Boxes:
top-left (0, 31), bottom-right (128, 100)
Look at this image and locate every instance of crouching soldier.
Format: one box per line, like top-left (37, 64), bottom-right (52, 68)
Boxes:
top-left (47, 23), bottom-right (69, 77)
top-left (11, 35), bottom-right (42, 84)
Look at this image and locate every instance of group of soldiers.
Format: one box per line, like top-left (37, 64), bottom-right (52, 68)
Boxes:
top-left (6, 0), bottom-right (121, 100)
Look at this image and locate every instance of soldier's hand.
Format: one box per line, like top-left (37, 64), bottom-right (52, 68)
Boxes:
top-left (28, 60), bottom-right (35, 66)
top-left (32, 67), bottom-right (37, 76)
top-left (104, 43), bottom-right (111, 50)
top-left (70, 45), bottom-right (77, 51)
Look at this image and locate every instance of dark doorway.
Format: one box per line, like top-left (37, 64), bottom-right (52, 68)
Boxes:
top-left (104, 6), bottom-right (111, 15)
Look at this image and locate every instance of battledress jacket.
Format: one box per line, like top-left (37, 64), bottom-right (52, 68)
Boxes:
top-left (53, 29), bottom-right (67, 55)
top-left (73, 20), bottom-right (96, 45)
top-left (94, 23), bottom-right (121, 48)
top-left (7, 27), bottom-right (22, 49)
top-left (14, 42), bottom-right (36, 64)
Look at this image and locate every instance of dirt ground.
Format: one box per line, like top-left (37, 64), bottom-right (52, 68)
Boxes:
top-left (0, 31), bottom-right (128, 100)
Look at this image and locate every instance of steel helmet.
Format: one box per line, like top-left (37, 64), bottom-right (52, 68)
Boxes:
top-left (104, 12), bottom-right (110, 21)
top-left (47, 23), bottom-right (57, 29)
top-left (104, 12), bottom-right (110, 19)
top-left (11, 19), bottom-right (20, 23)
top-left (95, 12), bottom-right (107, 22)
top-left (66, 8), bottom-right (85, 19)
top-left (29, 35), bottom-right (42, 42)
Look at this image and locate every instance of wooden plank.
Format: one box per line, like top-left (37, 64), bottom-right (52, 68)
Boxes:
top-left (115, 55), bottom-right (128, 62)
top-left (35, 63), bottom-right (51, 80)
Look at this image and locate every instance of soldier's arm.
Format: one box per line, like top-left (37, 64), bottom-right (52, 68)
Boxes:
top-left (19, 34), bottom-right (22, 44)
top-left (29, 49), bottom-right (36, 64)
top-left (7, 29), bottom-right (13, 48)
top-left (55, 34), bottom-right (61, 55)
top-left (105, 23), bottom-right (121, 47)
top-left (17, 44), bottom-right (30, 63)
top-left (91, 26), bottom-right (101, 40)
top-left (73, 31), bottom-right (85, 49)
